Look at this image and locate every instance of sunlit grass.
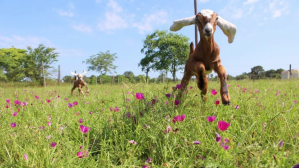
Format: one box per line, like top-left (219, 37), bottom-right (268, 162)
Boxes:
top-left (0, 79), bottom-right (299, 167)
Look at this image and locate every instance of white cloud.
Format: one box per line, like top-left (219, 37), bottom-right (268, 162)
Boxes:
top-left (107, 0), bottom-right (122, 13)
top-left (0, 34), bottom-right (52, 48)
top-left (219, 2), bottom-right (244, 20)
top-left (198, 0), bottom-right (210, 3)
top-left (133, 10), bottom-right (168, 34)
top-left (243, 0), bottom-right (259, 5)
top-left (72, 24), bottom-right (93, 33)
top-left (268, 0), bottom-right (289, 18)
top-left (98, 12), bottom-right (128, 31)
top-left (57, 9), bottom-right (74, 17)
top-left (273, 10), bottom-right (282, 18)
top-left (97, 0), bottom-right (128, 31)
top-left (68, 2), bottom-right (75, 9)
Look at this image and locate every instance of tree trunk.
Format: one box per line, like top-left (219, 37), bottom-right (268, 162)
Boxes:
top-left (146, 69), bottom-right (149, 83)
top-left (173, 68), bottom-right (176, 82)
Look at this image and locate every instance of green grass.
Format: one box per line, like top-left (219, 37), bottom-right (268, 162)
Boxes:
top-left (1, 80), bottom-right (299, 167)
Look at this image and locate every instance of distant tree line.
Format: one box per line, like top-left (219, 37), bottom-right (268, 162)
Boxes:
top-left (208, 66), bottom-right (284, 81)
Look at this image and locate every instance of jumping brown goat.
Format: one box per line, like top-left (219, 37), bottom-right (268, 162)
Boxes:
top-left (170, 9), bottom-right (237, 105)
top-left (71, 70), bottom-right (90, 97)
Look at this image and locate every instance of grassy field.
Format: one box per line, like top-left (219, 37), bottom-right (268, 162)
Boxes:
top-left (1, 79), bottom-right (299, 167)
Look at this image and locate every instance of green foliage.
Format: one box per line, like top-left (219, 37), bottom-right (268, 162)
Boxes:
top-left (25, 44), bottom-right (59, 84)
top-left (123, 71), bottom-right (135, 82)
top-left (115, 75), bottom-right (130, 83)
top-left (140, 30), bottom-right (190, 81)
top-left (0, 48), bottom-right (27, 82)
top-left (236, 74), bottom-right (249, 80)
top-left (62, 75), bottom-right (73, 83)
top-left (250, 65), bottom-right (265, 79)
top-left (0, 69), bottom-right (7, 81)
top-left (227, 74), bottom-right (235, 80)
top-left (86, 51), bottom-right (117, 75)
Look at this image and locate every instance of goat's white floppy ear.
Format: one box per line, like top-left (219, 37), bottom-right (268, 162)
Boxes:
top-left (170, 15), bottom-right (197, 31)
top-left (71, 71), bottom-right (77, 76)
top-left (217, 16), bottom-right (237, 43)
top-left (82, 70), bottom-right (86, 76)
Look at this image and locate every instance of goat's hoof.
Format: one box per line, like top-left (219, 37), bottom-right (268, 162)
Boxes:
top-left (223, 101), bottom-right (230, 105)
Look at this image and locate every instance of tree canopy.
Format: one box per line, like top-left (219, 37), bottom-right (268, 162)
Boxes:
top-left (85, 50), bottom-right (117, 75)
top-left (0, 44), bottom-right (58, 84)
top-left (139, 30), bottom-right (190, 82)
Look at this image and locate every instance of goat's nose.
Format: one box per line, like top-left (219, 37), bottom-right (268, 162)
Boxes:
top-left (205, 28), bottom-right (212, 33)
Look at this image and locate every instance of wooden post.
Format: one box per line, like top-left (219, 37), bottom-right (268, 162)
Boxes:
top-left (118, 76), bottom-right (119, 84)
top-left (111, 76), bottom-right (114, 85)
top-left (194, 0), bottom-right (198, 46)
top-left (58, 65), bottom-right (61, 86)
top-left (42, 61), bottom-right (46, 87)
top-left (100, 77), bottom-right (102, 84)
top-left (290, 64), bottom-right (292, 79)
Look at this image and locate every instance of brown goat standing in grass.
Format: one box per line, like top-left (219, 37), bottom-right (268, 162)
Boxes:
top-left (71, 70), bottom-right (90, 97)
top-left (170, 9), bottom-right (237, 105)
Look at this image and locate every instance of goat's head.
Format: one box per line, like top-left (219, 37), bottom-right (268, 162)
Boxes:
top-left (170, 9), bottom-right (237, 43)
top-left (71, 70), bottom-right (86, 82)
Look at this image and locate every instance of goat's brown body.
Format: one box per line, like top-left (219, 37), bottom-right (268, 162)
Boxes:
top-left (71, 76), bottom-right (89, 97)
top-left (177, 36), bottom-right (230, 105)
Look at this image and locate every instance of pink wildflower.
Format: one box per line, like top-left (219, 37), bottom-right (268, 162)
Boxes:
top-left (207, 116), bottom-right (216, 122)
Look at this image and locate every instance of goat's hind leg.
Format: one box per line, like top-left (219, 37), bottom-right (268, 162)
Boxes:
top-left (84, 82), bottom-right (90, 93)
top-left (195, 62), bottom-right (208, 101)
top-left (78, 84), bottom-right (85, 97)
top-left (71, 86), bottom-right (76, 96)
top-left (214, 65), bottom-right (230, 105)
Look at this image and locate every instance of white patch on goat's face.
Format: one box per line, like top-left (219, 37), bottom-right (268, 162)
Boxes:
top-left (204, 23), bottom-right (213, 34)
top-left (200, 9), bottom-right (214, 19)
top-left (78, 74), bottom-right (83, 81)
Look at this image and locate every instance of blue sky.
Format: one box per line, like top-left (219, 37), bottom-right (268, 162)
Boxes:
top-left (0, 0), bottom-right (298, 79)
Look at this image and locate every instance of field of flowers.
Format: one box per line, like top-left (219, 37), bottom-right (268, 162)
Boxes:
top-left (1, 80), bottom-right (299, 167)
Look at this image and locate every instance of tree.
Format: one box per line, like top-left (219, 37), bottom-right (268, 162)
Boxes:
top-left (138, 56), bottom-right (153, 83)
top-left (115, 75), bottom-right (129, 83)
top-left (0, 47), bottom-right (27, 82)
top-left (123, 71), bottom-right (135, 82)
top-left (275, 68), bottom-right (284, 74)
top-left (265, 69), bottom-right (276, 78)
top-left (227, 74), bottom-right (235, 80)
top-left (251, 65), bottom-right (264, 79)
top-left (236, 74), bottom-right (249, 80)
top-left (135, 74), bottom-right (147, 83)
top-left (0, 68), bottom-right (7, 82)
top-left (63, 75), bottom-right (73, 83)
top-left (85, 50), bottom-right (117, 75)
top-left (140, 30), bottom-right (190, 82)
top-left (25, 44), bottom-right (59, 84)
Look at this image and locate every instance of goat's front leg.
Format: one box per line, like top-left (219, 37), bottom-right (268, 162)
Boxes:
top-left (214, 65), bottom-right (230, 105)
top-left (195, 62), bottom-right (208, 101)
top-left (78, 84), bottom-right (85, 97)
top-left (71, 86), bottom-right (76, 96)
top-left (84, 82), bottom-right (90, 93)
top-left (176, 72), bottom-right (191, 103)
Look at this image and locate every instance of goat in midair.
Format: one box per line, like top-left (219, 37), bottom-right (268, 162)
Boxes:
top-left (71, 70), bottom-right (90, 97)
top-left (170, 9), bottom-right (237, 105)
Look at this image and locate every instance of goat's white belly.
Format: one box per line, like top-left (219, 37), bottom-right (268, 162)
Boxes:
top-left (204, 70), bottom-right (212, 76)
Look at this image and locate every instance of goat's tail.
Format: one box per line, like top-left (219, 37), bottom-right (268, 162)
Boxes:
top-left (190, 42), bottom-right (195, 56)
